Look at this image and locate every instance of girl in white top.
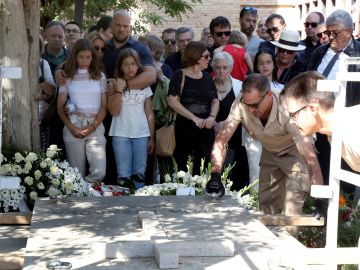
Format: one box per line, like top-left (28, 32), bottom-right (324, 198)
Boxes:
top-left (107, 48), bottom-right (155, 190)
top-left (58, 39), bottom-right (107, 184)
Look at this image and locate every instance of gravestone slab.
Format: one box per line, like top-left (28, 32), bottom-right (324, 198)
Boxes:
top-left (23, 196), bottom-right (288, 269)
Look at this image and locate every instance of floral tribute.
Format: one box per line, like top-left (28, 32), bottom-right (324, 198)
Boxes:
top-left (0, 145), bottom-right (89, 212)
top-left (338, 194), bottom-right (360, 247)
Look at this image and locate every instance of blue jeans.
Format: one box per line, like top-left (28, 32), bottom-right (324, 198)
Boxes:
top-left (112, 136), bottom-right (149, 189)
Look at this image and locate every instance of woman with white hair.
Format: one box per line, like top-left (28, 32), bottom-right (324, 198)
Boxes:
top-left (211, 51), bottom-right (249, 190)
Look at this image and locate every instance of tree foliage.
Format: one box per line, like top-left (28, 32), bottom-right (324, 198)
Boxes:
top-left (40, 0), bottom-right (201, 33)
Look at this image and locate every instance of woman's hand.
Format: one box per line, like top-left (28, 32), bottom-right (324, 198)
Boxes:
top-left (191, 116), bottom-right (205, 129)
top-left (148, 137), bottom-right (155, 155)
top-left (68, 125), bottom-right (85, 138)
top-left (203, 116), bottom-right (215, 129)
top-left (79, 125), bottom-right (96, 137)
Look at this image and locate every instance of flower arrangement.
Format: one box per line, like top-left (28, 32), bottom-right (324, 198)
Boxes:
top-left (338, 194), bottom-right (360, 248)
top-left (0, 145), bottom-right (90, 212)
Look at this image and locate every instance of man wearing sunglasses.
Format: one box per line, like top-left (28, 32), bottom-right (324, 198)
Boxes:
top-left (162, 28), bottom-right (177, 59)
top-left (239, 6), bottom-right (263, 60)
top-left (210, 16), bottom-right (231, 49)
top-left (258, 14), bottom-right (286, 56)
top-left (208, 73), bottom-right (323, 236)
top-left (298, 12), bottom-right (324, 64)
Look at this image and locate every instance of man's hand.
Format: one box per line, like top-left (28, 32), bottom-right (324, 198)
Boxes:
top-left (55, 70), bottom-right (67, 86)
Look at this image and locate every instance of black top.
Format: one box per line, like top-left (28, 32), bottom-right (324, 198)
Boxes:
top-left (278, 57), bottom-right (306, 85)
top-left (168, 70), bottom-right (217, 118)
top-left (216, 90), bottom-right (242, 149)
top-left (298, 38), bottom-right (321, 65)
top-left (258, 41), bottom-right (276, 55)
top-left (165, 52), bottom-right (184, 74)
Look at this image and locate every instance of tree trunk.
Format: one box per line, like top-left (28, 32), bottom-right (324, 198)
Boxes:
top-left (74, 0), bottom-right (85, 29)
top-left (0, 0), bottom-right (40, 152)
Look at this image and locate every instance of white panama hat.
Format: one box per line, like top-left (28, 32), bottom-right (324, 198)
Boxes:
top-left (270, 30), bottom-right (306, 51)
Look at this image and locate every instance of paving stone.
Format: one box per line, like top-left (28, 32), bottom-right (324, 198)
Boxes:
top-left (154, 244), bottom-right (178, 269)
top-left (92, 241), bottom-right (154, 259)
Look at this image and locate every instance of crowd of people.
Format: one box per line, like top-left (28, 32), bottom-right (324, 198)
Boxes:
top-left (38, 6), bottom-right (360, 236)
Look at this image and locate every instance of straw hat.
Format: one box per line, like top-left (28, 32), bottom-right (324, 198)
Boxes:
top-left (270, 30), bottom-right (305, 51)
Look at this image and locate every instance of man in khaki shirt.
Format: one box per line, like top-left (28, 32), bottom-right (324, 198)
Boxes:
top-left (206, 74), bottom-right (323, 235)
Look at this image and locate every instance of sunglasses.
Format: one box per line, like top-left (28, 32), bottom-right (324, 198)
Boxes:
top-left (240, 91), bottom-right (268, 109)
top-left (316, 31), bottom-right (328, 39)
top-left (304, 22), bottom-right (318, 28)
top-left (201, 54), bottom-right (210, 60)
top-left (266, 27), bottom-right (280, 35)
top-left (278, 47), bottom-right (295, 55)
top-left (325, 29), bottom-right (346, 38)
top-left (163, 39), bottom-right (176, 45)
top-left (94, 45), bottom-right (106, 53)
top-left (215, 31), bottom-right (231, 37)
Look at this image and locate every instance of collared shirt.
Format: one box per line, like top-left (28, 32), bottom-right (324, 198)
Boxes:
top-left (42, 44), bottom-right (70, 78)
top-left (102, 37), bottom-right (154, 78)
top-left (227, 92), bottom-right (300, 156)
top-left (317, 39), bottom-right (352, 80)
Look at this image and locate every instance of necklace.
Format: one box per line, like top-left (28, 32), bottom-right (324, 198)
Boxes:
top-left (215, 77), bottom-right (232, 93)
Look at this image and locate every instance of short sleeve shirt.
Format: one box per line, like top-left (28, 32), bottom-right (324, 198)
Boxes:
top-left (102, 37), bottom-right (154, 78)
top-left (227, 92), bottom-right (299, 156)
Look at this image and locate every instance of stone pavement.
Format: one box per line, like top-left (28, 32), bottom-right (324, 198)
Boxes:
top-left (23, 196), bottom-right (300, 269)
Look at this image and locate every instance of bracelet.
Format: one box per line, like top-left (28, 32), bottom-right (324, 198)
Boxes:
top-left (114, 90), bottom-right (123, 95)
top-left (209, 114), bottom-right (216, 118)
top-left (91, 124), bottom-right (97, 130)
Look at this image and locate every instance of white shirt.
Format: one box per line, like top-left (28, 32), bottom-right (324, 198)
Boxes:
top-left (59, 69), bottom-right (106, 114)
top-left (109, 87), bottom-right (153, 138)
top-left (317, 41), bottom-right (351, 80)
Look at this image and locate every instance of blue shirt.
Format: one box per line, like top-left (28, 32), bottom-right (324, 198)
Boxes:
top-left (102, 37), bottom-right (154, 78)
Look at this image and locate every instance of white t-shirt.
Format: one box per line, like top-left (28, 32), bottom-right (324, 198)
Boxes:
top-left (59, 69), bottom-right (106, 114)
top-left (109, 87), bottom-right (153, 138)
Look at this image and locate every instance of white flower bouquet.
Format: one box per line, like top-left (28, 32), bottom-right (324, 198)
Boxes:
top-left (0, 145), bottom-right (89, 212)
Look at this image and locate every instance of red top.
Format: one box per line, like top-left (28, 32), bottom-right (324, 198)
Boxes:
top-left (223, 44), bottom-right (247, 81)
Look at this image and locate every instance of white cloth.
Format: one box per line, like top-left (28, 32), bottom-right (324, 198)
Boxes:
top-left (109, 87), bottom-right (153, 138)
top-left (231, 76), bottom-right (242, 97)
top-left (271, 81), bottom-right (284, 93)
top-left (59, 69), bottom-right (106, 114)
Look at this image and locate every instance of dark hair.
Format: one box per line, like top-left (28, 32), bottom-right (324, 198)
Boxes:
top-left (265, 14), bottom-right (285, 25)
top-left (242, 73), bottom-right (271, 95)
top-left (114, 48), bottom-right (144, 79)
top-left (45, 20), bottom-right (65, 31)
top-left (64, 39), bottom-right (102, 80)
top-left (240, 6), bottom-right (257, 19)
top-left (209, 16), bottom-right (231, 34)
top-left (162, 28), bottom-right (176, 38)
top-left (282, 71), bottom-right (334, 109)
top-left (95, 16), bottom-right (112, 31)
top-left (181, 41), bottom-right (207, 67)
top-left (253, 49), bottom-right (278, 82)
top-left (309, 11), bottom-right (325, 24)
top-left (65, 21), bottom-right (81, 29)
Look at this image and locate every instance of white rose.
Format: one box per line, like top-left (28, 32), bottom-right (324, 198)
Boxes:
top-left (49, 145), bottom-right (59, 151)
top-left (2, 164), bottom-right (11, 174)
top-left (51, 178), bottom-right (60, 186)
top-left (177, 171), bottom-right (186, 178)
top-left (14, 153), bottom-right (24, 163)
top-left (34, 170), bottom-right (42, 180)
top-left (37, 182), bottom-right (45, 190)
top-left (24, 176), bottom-right (34, 185)
top-left (25, 152), bottom-right (38, 162)
top-left (47, 187), bottom-right (59, 198)
top-left (29, 191), bottom-right (38, 200)
top-left (40, 161), bottom-right (47, 169)
top-left (164, 174), bottom-right (172, 183)
top-left (24, 162), bottom-right (32, 171)
top-left (46, 150), bottom-right (55, 158)
top-left (64, 181), bottom-right (74, 194)
top-left (50, 165), bottom-right (60, 175)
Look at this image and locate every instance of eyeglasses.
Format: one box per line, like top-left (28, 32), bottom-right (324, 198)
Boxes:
top-left (278, 48), bottom-right (295, 55)
top-left (65, 29), bottom-right (81, 34)
top-left (215, 31), bottom-right (231, 37)
top-left (201, 54), bottom-right (210, 60)
top-left (266, 27), bottom-right (280, 35)
top-left (240, 91), bottom-right (268, 109)
top-left (304, 22), bottom-right (318, 28)
top-left (94, 45), bottom-right (106, 52)
top-left (288, 105), bottom-right (308, 121)
top-left (325, 29), bottom-right (346, 38)
top-left (163, 39), bottom-right (176, 45)
top-left (316, 31), bottom-right (328, 39)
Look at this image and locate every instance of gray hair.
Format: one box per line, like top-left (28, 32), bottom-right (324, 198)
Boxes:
top-left (113, 9), bottom-right (131, 19)
top-left (176, 26), bottom-right (194, 40)
top-left (326, 10), bottom-right (353, 30)
top-left (211, 51), bottom-right (234, 70)
top-left (139, 34), bottom-right (164, 61)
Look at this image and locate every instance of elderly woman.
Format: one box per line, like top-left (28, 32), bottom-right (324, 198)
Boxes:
top-left (168, 41), bottom-right (219, 175)
top-left (211, 51), bottom-right (249, 190)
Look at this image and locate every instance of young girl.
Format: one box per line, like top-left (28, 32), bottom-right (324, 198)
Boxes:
top-left (253, 49), bottom-right (284, 92)
top-left (107, 48), bottom-right (155, 190)
top-left (57, 38), bottom-right (107, 184)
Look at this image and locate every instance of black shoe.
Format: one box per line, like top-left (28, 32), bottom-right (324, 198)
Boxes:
top-left (117, 177), bottom-right (135, 195)
top-left (205, 172), bottom-right (225, 198)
